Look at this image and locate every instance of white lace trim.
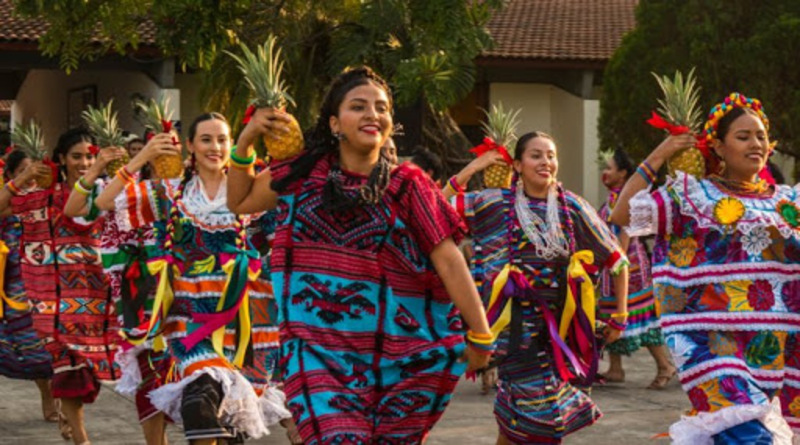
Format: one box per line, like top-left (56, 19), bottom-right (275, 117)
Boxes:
top-left (676, 357), bottom-right (786, 390)
top-left (660, 312), bottom-right (800, 334)
top-left (653, 261), bottom-right (800, 288)
top-left (671, 171), bottom-right (800, 240)
top-left (114, 346), bottom-right (146, 396)
top-left (670, 399), bottom-right (793, 445)
top-left (626, 186), bottom-right (660, 237)
top-left (147, 366), bottom-right (290, 439)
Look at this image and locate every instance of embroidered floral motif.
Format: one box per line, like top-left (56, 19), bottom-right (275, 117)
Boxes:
top-left (667, 332), bottom-right (696, 368)
top-left (740, 226), bottom-right (771, 256)
top-left (724, 280), bottom-right (753, 312)
top-left (745, 331), bottom-right (781, 368)
top-left (657, 285), bottom-right (686, 314)
top-left (713, 197), bottom-right (745, 225)
top-left (688, 386), bottom-right (710, 412)
top-left (746, 279), bottom-right (774, 311)
top-left (709, 331), bottom-right (738, 357)
top-left (782, 281), bottom-right (800, 313)
top-left (777, 199), bottom-right (800, 229)
top-left (668, 237), bottom-right (697, 267)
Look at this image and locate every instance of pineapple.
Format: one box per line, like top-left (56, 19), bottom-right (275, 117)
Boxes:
top-left (226, 35), bottom-right (303, 160)
top-left (652, 68), bottom-right (705, 177)
top-left (11, 120), bottom-right (53, 189)
top-left (480, 102), bottom-right (522, 189)
top-left (133, 96), bottom-right (184, 179)
top-left (82, 99), bottom-right (130, 177)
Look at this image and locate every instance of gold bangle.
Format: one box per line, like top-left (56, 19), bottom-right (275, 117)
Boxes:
top-left (611, 312), bottom-right (629, 318)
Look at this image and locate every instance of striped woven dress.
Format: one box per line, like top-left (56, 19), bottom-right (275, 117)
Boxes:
top-left (0, 215), bottom-right (52, 380)
top-left (12, 184), bottom-right (118, 401)
top-left (454, 187), bottom-right (626, 444)
top-left (270, 155), bottom-right (468, 444)
top-left (113, 176), bottom-right (287, 440)
top-left (598, 189), bottom-right (663, 355)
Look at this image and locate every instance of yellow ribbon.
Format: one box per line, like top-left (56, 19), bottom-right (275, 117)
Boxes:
top-left (559, 250), bottom-right (596, 339)
top-left (0, 241), bottom-right (27, 319)
top-left (485, 263), bottom-right (519, 342)
top-left (213, 258), bottom-right (260, 368)
top-left (121, 258), bottom-right (175, 351)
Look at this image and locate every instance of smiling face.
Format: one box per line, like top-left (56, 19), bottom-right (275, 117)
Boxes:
top-left (714, 111), bottom-right (770, 182)
top-left (329, 81), bottom-right (393, 156)
top-left (513, 136), bottom-right (558, 196)
top-left (187, 118), bottom-right (231, 174)
top-left (602, 157), bottom-right (627, 189)
top-left (59, 141), bottom-right (96, 184)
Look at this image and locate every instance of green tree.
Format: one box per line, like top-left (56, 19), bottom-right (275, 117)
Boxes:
top-left (14, 0), bottom-right (503, 171)
top-left (599, 0), bottom-right (800, 162)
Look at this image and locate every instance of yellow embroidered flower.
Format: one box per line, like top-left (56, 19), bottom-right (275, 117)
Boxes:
top-left (657, 285), bottom-right (687, 314)
top-left (789, 395), bottom-right (800, 417)
top-left (709, 331), bottom-right (738, 357)
top-left (668, 237), bottom-right (697, 267)
top-left (714, 197), bottom-right (745, 225)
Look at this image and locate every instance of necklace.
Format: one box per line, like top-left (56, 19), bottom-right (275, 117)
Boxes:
top-left (709, 174), bottom-right (771, 197)
top-left (514, 184), bottom-right (569, 260)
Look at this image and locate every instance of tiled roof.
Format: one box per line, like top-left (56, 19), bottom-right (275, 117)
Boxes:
top-left (0, 0), bottom-right (156, 45)
top-left (482, 0), bottom-right (637, 61)
top-left (0, 100), bottom-right (11, 112)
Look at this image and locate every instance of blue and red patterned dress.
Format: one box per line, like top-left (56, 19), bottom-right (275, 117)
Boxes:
top-left (628, 171), bottom-right (800, 443)
top-left (270, 155), bottom-right (467, 444)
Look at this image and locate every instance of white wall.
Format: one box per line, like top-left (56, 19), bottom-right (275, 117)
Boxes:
top-left (488, 83), bottom-right (603, 207)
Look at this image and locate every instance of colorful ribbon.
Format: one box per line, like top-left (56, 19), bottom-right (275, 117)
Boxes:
top-left (470, 137), bottom-right (513, 164)
top-left (120, 255), bottom-right (176, 351)
top-left (0, 241), bottom-right (27, 319)
top-left (646, 111), bottom-right (689, 136)
top-left (559, 250), bottom-right (596, 339)
top-left (180, 247), bottom-right (260, 368)
top-left (242, 105), bottom-right (256, 125)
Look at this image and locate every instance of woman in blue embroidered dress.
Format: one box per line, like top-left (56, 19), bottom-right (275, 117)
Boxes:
top-left (611, 93), bottom-right (800, 444)
top-left (451, 131), bottom-right (630, 444)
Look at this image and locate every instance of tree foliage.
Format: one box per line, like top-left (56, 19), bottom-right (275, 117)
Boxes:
top-left (14, 0), bottom-right (503, 170)
top-left (599, 0), bottom-right (800, 161)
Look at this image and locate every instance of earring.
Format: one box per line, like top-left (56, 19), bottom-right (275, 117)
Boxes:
top-left (718, 159), bottom-right (726, 176)
top-left (332, 131), bottom-right (345, 141)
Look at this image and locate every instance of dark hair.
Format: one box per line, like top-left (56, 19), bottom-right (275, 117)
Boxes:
top-left (53, 127), bottom-right (93, 182)
top-left (410, 146), bottom-right (443, 181)
top-left (4, 150), bottom-right (29, 181)
top-left (126, 137), bottom-right (144, 149)
top-left (612, 148), bottom-right (635, 179)
top-left (715, 107), bottom-right (759, 141)
top-left (768, 160), bottom-right (786, 185)
top-left (513, 131), bottom-right (555, 161)
top-left (179, 112), bottom-right (229, 190)
top-left (271, 66), bottom-right (396, 212)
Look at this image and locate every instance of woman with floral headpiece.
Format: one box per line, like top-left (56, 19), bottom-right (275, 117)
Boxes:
top-left (452, 130), bottom-right (630, 444)
top-left (611, 93), bottom-right (800, 444)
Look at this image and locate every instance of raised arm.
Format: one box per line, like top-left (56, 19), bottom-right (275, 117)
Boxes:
top-left (0, 161), bottom-right (51, 214)
top-left (609, 134), bottom-right (695, 227)
top-left (228, 108), bottom-right (291, 215)
top-left (95, 133), bottom-right (179, 211)
top-left (441, 152), bottom-right (506, 199)
top-left (64, 147), bottom-right (126, 217)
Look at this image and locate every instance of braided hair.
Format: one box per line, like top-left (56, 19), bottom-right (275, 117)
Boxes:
top-left (271, 66), bottom-right (397, 212)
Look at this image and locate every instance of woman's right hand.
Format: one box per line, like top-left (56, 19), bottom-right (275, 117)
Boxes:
top-left (17, 161), bottom-right (52, 188)
top-left (652, 133), bottom-right (697, 162)
top-left (135, 133), bottom-right (181, 166)
top-left (239, 108), bottom-right (292, 144)
top-left (467, 151), bottom-right (507, 174)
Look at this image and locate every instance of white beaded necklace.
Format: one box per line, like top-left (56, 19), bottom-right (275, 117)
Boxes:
top-left (514, 183), bottom-right (569, 260)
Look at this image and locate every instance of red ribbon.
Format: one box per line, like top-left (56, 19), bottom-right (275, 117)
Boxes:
top-left (88, 145), bottom-right (100, 156)
top-left (125, 259), bottom-right (141, 302)
top-left (469, 137), bottom-right (513, 164)
top-left (4, 146), bottom-right (13, 155)
top-left (242, 105), bottom-right (256, 125)
top-left (646, 111), bottom-right (689, 135)
top-left (42, 160), bottom-right (58, 189)
top-left (145, 131), bottom-right (155, 142)
top-left (161, 120), bottom-right (172, 133)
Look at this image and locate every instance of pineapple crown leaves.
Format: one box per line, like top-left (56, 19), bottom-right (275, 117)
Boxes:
top-left (82, 99), bottom-right (127, 148)
top-left (597, 148), bottom-right (615, 168)
top-left (133, 95), bottom-right (174, 133)
top-left (10, 120), bottom-right (46, 160)
top-left (651, 67), bottom-right (703, 132)
top-left (224, 36), bottom-right (296, 110)
top-left (480, 102), bottom-right (522, 152)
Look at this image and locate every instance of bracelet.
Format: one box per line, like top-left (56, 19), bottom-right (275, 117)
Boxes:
top-left (468, 341), bottom-right (495, 356)
top-left (230, 145), bottom-right (256, 166)
top-left (230, 161), bottom-right (254, 171)
top-left (606, 318), bottom-right (628, 331)
top-left (78, 176), bottom-right (94, 191)
top-left (635, 162), bottom-right (657, 186)
top-left (466, 330), bottom-right (494, 345)
top-left (116, 166), bottom-right (134, 183)
top-left (611, 311), bottom-right (629, 319)
top-left (5, 180), bottom-right (20, 196)
top-left (445, 176), bottom-right (465, 195)
top-left (73, 178), bottom-right (92, 196)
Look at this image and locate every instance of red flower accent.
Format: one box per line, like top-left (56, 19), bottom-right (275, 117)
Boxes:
top-left (161, 119), bottom-right (172, 133)
top-left (688, 387), bottom-right (710, 411)
top-left (145, 131), bottom-right (155, 142)
top-left (88, 145), bottom-right (100, 155)
top-left (4, 145), bottom-right (13, 155)
top-left (747, 279), bottom-right (775, 311)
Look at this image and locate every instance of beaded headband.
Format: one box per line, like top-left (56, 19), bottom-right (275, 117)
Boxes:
top-left (702, 92), bottom-right (770, 145)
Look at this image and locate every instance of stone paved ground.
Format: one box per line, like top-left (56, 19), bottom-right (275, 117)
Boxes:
top-left (0, 349), bottom-right (687, 444)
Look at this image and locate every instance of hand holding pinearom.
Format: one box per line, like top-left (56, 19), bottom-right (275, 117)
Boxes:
top-left (82, 99), bottom-right (130, 176)
top-left (650, 68), bottom-right (704, 177)
top-left (476, 103), bottom-right (521, 189)
top-left (133, 95), bottom-right (184, 179)
top-left (11, 120), bottom-right (54, 188)
top-left (226, 35), bottom-right (303, 160)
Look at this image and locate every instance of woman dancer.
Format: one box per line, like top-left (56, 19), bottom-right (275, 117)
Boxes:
top-left (0, 149), bottom-right (57, 423)
top-left (452, 131), bottom-right (629, 444)
top-left (598, 148), bottom-right (674, 389)
top-left (0, 128), bottom-right (123, 444)
top-left (611, 93), bottom-right (799, 443)
top-left (94, 113), bottom-right (287, 444)
top-left (227, 66), bottom-right (492, 444)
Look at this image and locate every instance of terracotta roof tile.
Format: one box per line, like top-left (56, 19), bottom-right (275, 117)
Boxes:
top-left (0, 0), bottom-right (156, 45)
top-left (0, 100), bottom-right (12, 112)
top-left (482, 0), bottom-right (637, 61)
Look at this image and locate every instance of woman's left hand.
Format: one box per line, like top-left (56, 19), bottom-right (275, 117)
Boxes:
top-left (603, 324), bottom-right (623, 343)
top-left (461, 344), bottom-right (491, 373)
top-left (89, 147), bottom-right (127, 178)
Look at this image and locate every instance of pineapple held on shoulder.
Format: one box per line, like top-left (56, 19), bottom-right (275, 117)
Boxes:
top-left (226, 35), bottom-right (303, 160)
top-left (650, 68), bottom-right (705, 178)
top-left (10, 120), bottom-right (54, 189)
top-left (133, 96), bottom-right (184, 179)
top-left (81, 99), bottom-right (130, 177)
top-left (473, 103), bottom-right (522, 189)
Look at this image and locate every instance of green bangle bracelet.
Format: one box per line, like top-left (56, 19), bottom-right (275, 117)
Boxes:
top-left (230, 145), bottom-right (256, 165)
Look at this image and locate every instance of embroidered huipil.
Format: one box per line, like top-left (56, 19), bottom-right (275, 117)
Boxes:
top-left (627, 171), bottom-right (800, 442)
top-left (113, 176), bottom-right (287, 438)
top-left (455, 188), bottom-right (626, 443)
